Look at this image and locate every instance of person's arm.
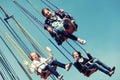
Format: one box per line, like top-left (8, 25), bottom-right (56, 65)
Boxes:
top-left (55, 9), bottom-right (64, 15)
top-left (55, 9), bottom-right (73, 20)
top-left (46, 46), bottom-right (53, 59)
top-left (44, 23), bottom-right (57, 37)
top-left (85, 51), bottom-right (93, 60)
top-left (46, 25), bottom-right (53, 32)
top-left (45, 46), bottom-right (54, 64)
top-left (24, 60), bottom-right (36, 73)
top-left (44, 19), bottom-right (51, 30)
top-left (44, 19), bottom-right (54, 31)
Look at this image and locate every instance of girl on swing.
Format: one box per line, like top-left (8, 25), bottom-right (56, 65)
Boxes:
top-left (72, 51), bottom-right (115, 77)
top-left (42, 8), bottom-right (86, 45)
top-left (24, 47), bottom-right (72, 80)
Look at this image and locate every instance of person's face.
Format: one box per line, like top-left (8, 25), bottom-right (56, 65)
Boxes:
top-left (44, 9), bottom-right (52, 18)
top-left (73, 52), bottom-right (80, 61)
top-left (31, 52), bottom-right (39, 60)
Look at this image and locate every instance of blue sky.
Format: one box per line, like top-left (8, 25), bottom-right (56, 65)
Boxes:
top-left (0, 0), bottom-right (120, 80)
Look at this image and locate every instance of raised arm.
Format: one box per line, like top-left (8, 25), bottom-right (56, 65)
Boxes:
top-left (85, 51), bottom-right (93, 60)
top-left (44, 24), bottom-right (57, 37)
top-left (46, 46), bottom-right (53, 59)
top-left (24, 60), bottom-right (36, 73)
top-left (55, 9), bottom-right (74, 20)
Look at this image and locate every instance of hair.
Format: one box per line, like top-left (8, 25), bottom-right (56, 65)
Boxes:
top-left (72, 51), bottom-right (82, 58)
top-left (30, 52), bottom-right (40, 61)
top-left (41, 8), bottom-right (50, 16)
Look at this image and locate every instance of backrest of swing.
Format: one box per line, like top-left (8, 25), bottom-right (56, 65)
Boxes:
top-left (37, 65), bottom-right (57, 79)
top-left (75, 60), bottom-right (97, 77)
top-left (81, 65), bottom-right (97, 77)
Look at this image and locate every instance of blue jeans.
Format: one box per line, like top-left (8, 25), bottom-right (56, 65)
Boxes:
top-left (43, 60), bottom-right (66, 78)
top-left (60, 31), bottom-right (78, 41)
top-left (88, 59), bottom-right (111, 75)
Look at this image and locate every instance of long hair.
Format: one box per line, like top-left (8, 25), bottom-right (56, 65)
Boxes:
top-left (72, 51), bottom-right (82, 58)
top-left (41, 8), bottom-right (50, 17)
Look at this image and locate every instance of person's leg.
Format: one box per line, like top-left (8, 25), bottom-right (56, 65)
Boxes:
top-left (55, 36), bottom-right (63, 45)
top-left (51, 60), bottom-right (66, 69)
top-left (61, 31), bottom-right (86, 45)
top-left (44, 65), bottom-right (60, 78)
top-left (51, 60), bottom-right (72, 71)
top-left (88, 63), bottom-right (110, 76)
top-left (62, 31), bottom-right (77, 40)
top-left (94, 59), bottom-right (111, 71)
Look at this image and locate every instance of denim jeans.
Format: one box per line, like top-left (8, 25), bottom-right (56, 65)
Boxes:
top-left (88, 59), bottom-right (111, 75)
top-left (61, 31), bottom-right (78, 41)
top-left (43, 60), bottom-right (66, 78)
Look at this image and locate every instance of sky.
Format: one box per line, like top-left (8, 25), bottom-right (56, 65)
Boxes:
top-left (0, 0), bottom-right (120, 80)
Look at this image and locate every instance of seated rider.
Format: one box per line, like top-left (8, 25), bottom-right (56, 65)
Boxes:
top-left (72, 51), bottom-right (115, 77)
top-left (41, 8), bottom-right (86, 45)
top-left (24, 47), bottom-right (72, 80)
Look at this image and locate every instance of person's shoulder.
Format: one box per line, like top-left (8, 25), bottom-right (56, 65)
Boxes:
top-left (45, 18), bottom-right (51, 24)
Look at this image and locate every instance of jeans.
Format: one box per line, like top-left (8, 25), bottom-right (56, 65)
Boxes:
top-left (43, 60), bottom-right (66, 78)
top-left (61, 31), bottom-right (78, 41)
top-left (55, 31), bottom-right (78, 45)
top-left (88, 59), bottom-right (111, 75)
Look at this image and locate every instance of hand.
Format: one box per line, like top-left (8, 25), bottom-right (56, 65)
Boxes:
top-left (47, 26), bottom-right (53, 32)
top-left (88, 61), bottom-right (92, 64)
top-left (46, 46), bottom-right (52, 52)
top-left (71, 20), bottom-right (75, 23)
top-left (85, 51), bottom-right (89, 54)
top-left (46, 46), bottom-right (53, 58)
top-left (59, 9), bottom-right (64, 13)
top-left (24, 60), bottom-right (29, 66)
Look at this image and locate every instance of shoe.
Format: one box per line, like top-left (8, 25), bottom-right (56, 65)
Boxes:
top-left (77, 38), bottom-right (86, 45)
top-left (109, 70), bottom-right (114, 77)
top-left (111, 66), bottom-right (115, 71)
top-left (109, 66), bottom-right (115, 77)
top-left (58, 75), bottom-right (63, 80)
top-left (65, 63), bottom-right (72, 71)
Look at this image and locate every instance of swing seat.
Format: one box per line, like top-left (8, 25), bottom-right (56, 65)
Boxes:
top-left (74, 59), bottom-right (97, 77)
top-left (77, 65), bottom-right (97, 77)
top-left (37, 66), bottom-right (57, 79)
top-left (81, 67), bottom-right (97, 77)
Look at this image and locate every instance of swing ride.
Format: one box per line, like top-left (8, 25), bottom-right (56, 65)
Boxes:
top-left (0, 0), bottom-right (116, 80)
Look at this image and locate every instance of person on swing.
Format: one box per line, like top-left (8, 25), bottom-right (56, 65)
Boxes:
top-left (41, 8), bottom-right (86, 45)
top-left (24, 47), bottom-right (72, 80)
top-left (72, 51), bottom-right (115, 77)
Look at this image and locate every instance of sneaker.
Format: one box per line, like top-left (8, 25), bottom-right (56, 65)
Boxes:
top-left (58, 75), bottom-right (63, 80)
top-left (77, 38), bottom-right (86, 45)
top-left (65, 63), bottom-right (72, 71)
